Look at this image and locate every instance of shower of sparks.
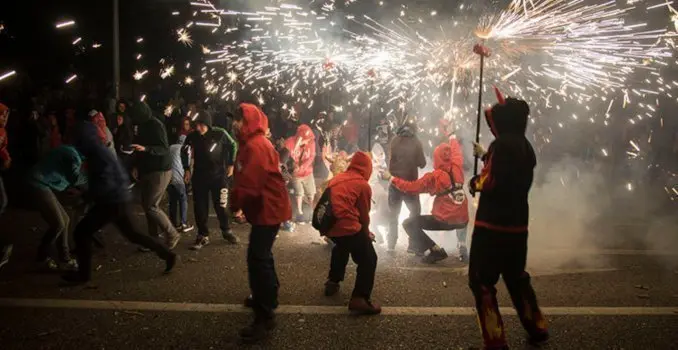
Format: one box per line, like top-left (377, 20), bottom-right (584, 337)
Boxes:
top-left (65, 74), bottom-right (77, 84)
top-left (164, 104), bottom-right (175, 117)
top-left (92, 42), bottom-right (102, 48)
top-left (55, 20), bottom-right (75, 29)
top-left (72, 37), bottom-right (82, 45)
top-left (0, 70), bottom-right (17, 82)
top-left (133, 70), bottom-right (149, 81)
top-left (160, 65), bottom-right (175, 79)
top-left (184, 76), bottom-right (194, 85)
top-left (177, 28), bottom-right (194, 47)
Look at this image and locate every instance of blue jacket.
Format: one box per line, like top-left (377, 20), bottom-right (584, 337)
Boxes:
top-left (29, 146), bottom-right (87, 192)
top-left (74, 121), bottom-right (131, 203)
top-left (170, 135), bottom-right (186, 186)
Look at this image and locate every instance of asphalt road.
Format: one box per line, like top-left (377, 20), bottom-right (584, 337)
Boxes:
top-left (1, 204), bottom-right (677, 349)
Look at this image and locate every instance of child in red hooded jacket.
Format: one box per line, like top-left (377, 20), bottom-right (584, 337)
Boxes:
top-left (285, 124), bottom-right (316, 222)
top-left (383, 142), bottom-right (469, 264)
top-left (230, 102), bottom-right (291, 343)
top-left (0, 102), bottom-right (12, 270)
top-left (322, 151), bottom-right (381, 315)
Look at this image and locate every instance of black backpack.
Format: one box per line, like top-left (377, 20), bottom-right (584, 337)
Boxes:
top-left (312, 187), bottom-right (335, 236)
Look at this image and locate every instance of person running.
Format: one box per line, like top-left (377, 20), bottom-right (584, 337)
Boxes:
top-left (27, 145), bottom-right (87, 270)
top-left (182, 113), bottom-right (238, 250)
top-left (382, 142), bottom-right (469, 264)
top-left (129, 102), bottom-right (181, 249)
top-left (230, 102), bottom-right (291, 342)
top-left (322, 152), bottom-right (381, 315)
top-left (468, 89), bottom-right (549, 349)
top-left (167, 134), bottom-right (193, 233)
top-left (62, 112), bottom-right (177, 285)
top-left (387, 122), bottom-right (426, 251)
top-left (0, 103), bottom-right (12, 270)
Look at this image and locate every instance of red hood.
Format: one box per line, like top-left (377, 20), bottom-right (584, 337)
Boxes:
top-left (295, 124), bottom-right (315, 142)
top-left (433, 143), bottom-right (453, 173)
top-left (238, 103), bottom-right (268, 142)
top-left (448, 137), bottom-right (463, 168)
top-left (347, 151), bottom-right (372, 180)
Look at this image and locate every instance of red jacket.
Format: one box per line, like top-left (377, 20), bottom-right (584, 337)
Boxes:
top-left (392, 142), bottom-right (469, 225)
top-left (0, 103), bottom-right (10, 166)
top-left (230, 103), bottom-right (291, 226)
top-left (326, 151), bottom-right (373, 238)
top-left (285, 124), bottom-right (316, 178)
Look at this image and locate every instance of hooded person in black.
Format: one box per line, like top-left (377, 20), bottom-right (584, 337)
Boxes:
top-left (387, 122), bottom-right (426, 251)
top-left (182, 112), bottom-right (239, 250)
top-left (129, 101), bottom-right (181, 249)
top-left (468, 89), bottom-right (548, 349)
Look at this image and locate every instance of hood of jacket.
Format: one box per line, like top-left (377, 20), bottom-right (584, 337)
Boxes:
top-left (238, 103), bottom-right (268, 142)
top-left (396, 124), bottom-right (415, 137)
top-left (484, 97), bottom-right (530, 137)
top-left (347, 151), bottom-right (372, 181)
top-left (295, 124), bottom-right (315, 142)
top-left (433, 143), bottom-right (453, 173)
top-left (130, 101), bottom-right (154, 125)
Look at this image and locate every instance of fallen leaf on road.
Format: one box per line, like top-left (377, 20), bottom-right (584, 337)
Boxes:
top-left (106, 269), bottom-right (122, 275)
top-left (188, 258), bottom-right (198, 262)
top-left (634, 285), bottom-right (650, 290)
top-left (636, 294), bottom-right (650, 299)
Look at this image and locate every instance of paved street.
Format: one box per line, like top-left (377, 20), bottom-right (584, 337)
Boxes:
top-left (1, 206), bottom-right (677, 349)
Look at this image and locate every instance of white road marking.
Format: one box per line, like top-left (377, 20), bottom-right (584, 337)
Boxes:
top-left (0, 298), bottom-right (675, 316)
top-left (394, 267), bottom-right (619, 277)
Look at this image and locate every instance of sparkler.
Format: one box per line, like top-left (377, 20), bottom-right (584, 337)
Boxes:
top-left (65, 74), bottom-right (77, 84)
top-left (0, 70), bottom-right (16, 82)
top-left (55, 20), bottom-right (75, 29)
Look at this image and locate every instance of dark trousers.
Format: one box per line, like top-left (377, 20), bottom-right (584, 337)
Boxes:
top-left (73, 201), bottom-right (173, 281)
top-left (167, 182), bottom-right (188, 227)
top-left (248, 225), bottom-right (280, 319)
top-left (328, 233), bottom-right (378, 300)
top-left (403, 215), bottom-right (467, 252)
top-left (468, 227), bottom-right (548, 349)
top-left (387, 185), bottom-right (421, 249)
top-left (193, 176), bottom-right (230, 236)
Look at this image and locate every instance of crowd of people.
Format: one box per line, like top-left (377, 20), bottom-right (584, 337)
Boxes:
top-left (0, 86), bottom-right (549, 349)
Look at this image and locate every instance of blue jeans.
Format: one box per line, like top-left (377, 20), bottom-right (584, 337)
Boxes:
top-left (167, 182), bottom-right (188, 227)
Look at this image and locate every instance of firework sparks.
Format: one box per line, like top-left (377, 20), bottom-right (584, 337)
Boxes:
top-left (0, 70), bottom-right (17, 82)
top-left (56, 20), bottom-right (75, 29)
top-left (177, 28), bottom-right (194, 47)
top-left (65, 74), bottom-right (77, 84)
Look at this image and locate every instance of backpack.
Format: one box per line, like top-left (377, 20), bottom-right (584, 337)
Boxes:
top-left (312, 186), bottom-right (335, 236)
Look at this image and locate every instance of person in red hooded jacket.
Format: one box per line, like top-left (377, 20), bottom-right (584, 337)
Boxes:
top-left (468, 89), bottom-right (548, 350)
top-left (382, 142), bottom-right (469, 264)
top-left (230, 102), bottom-right (291, 343)
top-left (322, 151), bottom-right (381, 315)
top-left (285, 124), bottom-right (316, 222)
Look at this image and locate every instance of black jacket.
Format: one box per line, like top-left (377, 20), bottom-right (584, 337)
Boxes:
top-left (470, 98), bottom-right (536, 232)
top-left (181, 126), bottom-right (236, 180)
top-left (130, 102), bottom-right (172, 174)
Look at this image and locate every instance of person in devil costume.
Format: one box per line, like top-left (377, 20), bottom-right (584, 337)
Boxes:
top-left (468, 88), bottom-right (549, 350)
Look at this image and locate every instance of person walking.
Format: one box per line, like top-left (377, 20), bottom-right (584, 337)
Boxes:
top-left (230, 102), bottom-right (291, 342)
top-left (182, 114), bottom-right (238, 250)
top-left (129, 102), bottom-right (181, 249)
top-left (167, 134), bottom-right (194, 233)
top-left (468, 91), bottom-right (549, 349)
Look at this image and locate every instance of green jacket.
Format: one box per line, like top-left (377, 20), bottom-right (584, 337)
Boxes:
top-left (131, 102), bottom-right (172, 174)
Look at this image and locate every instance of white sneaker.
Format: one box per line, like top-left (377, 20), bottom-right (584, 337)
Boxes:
top-left (190, 236), bottom-right (210, 250)
top-left (63, 259), bottom-right (79, 270)
top-left (179, 224), bottom-right (195, 233)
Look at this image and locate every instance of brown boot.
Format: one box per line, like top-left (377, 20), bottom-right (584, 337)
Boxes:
top-left (348, 297), bottom-right (382, 315)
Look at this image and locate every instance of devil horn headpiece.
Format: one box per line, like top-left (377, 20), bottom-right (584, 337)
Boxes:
top-left (493, 85), bottom-right (505, 105)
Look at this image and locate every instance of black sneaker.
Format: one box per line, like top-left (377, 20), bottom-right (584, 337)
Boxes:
top-left (324, 280), bottom-right (340, 296)
top-left (244, 295), bottom-right (254, 308)
top-left (528, 331), bottom-right (550, 347)
top-left (422, 248), bottom-right (449, 264)
top-left (240, 316), bottom-right (276, 343)
top-left (222, 230), bottom-right (240, 244)
top-left (164, 253), bottom-right (177, 274)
